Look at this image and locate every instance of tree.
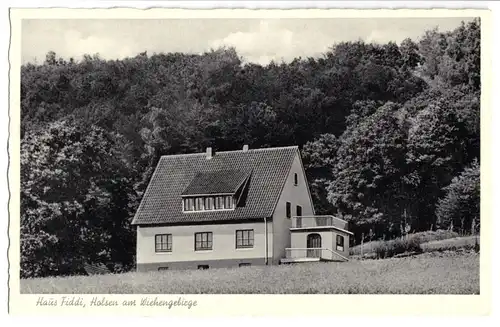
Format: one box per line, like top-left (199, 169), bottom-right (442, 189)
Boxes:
top-left (418, 27), bottom-right (449, 81)
top-left (19, 18), bottom-right (480, 259)
top-left (21, 120), bottom-right (136, 278)
top-left (302, 134), bottom-right (339, 214)
top-left (436, 159), bottom-right (480, 234)
top-left (327, 102), bottom-right (409, 241)
top-left (438, 19), bottom-right (481, 91)
top-left (405, 88), bottom-right (475, 231)
top-left (399, 38), bottom-right (421, 70)
top-left (418, 19), bottom-right (480, 91)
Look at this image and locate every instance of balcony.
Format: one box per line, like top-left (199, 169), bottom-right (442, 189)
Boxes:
top-left (291, 215), bottom-right (348, 230)
top-left (281, 248), bottom-right (348, 263)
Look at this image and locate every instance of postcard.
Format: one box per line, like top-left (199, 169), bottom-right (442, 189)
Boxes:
top-left (8, 6), bottom-right (493, 316)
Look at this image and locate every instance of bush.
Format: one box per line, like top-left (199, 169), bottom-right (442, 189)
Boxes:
top-left (373, 237), bottom-right (423, 259)
top-left (408, 229), bottom-right (460, 244)
top-left (352, 229), bottom-right (458, 257)
top-left (436, 160), bottom-right (480, 234)
top-left (420, 235), bottom-right (480, 252)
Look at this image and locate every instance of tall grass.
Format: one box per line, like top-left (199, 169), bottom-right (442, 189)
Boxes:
top-left (21, 252), bottom-right (479, 294)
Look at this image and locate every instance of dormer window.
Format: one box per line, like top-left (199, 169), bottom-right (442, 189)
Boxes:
top-left (181, 169), bottom-right (251, 213)
top-left (182, 195), bottom-right (234, 212)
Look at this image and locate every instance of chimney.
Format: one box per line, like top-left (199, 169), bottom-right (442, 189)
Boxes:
top-left (242, 144), bottom-right (249, 152)
top-left (206, 147), bottom-right (213, 159)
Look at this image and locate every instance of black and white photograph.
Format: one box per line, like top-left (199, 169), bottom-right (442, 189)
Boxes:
top-left (11, 7), bottom-right (488, 302)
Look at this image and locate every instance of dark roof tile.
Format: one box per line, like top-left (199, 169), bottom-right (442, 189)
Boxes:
top-left (181, 169), bottom-right (252, 196)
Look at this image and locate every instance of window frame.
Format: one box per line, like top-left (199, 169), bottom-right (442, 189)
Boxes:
top-left (183, 195), bottom-right (236, 212)
top-left (183, 198), bottom-right (194, 211)
top-left (215, 196), bottom-right (223, 210)
top-left (195, 232), bottom-right (213, 251)
top-left (155, 234), bottom-right (172, 253)
top-left (296, 205), bottom-right (302, 217)
top-left (336, 234), bottom-right (345, 252)
top-left (194, 197), bottom-right (204, 211)
top-left (286, 202), bottom-right (291, 219)
top-left (204, 197), bottom-right (214, 210)
top-left (236, 229), bottom-right (254, 249)
top-left (224, 195), bottom-right (233, 209)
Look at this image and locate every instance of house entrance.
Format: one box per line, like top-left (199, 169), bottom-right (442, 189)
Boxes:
top-left (307, 233), bottom-right (322, 258)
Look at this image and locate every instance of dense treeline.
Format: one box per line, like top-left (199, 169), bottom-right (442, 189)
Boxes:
top-left (20, 19), bottom-right (480, 278)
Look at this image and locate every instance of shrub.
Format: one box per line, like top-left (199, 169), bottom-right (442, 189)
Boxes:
top-left (408, 229), bottom-right (460, 244)
top-left (420, 235), bottom-right (480, 252)
top-left (352, 229), bottom-right (457, 257)
top-left (373, 237), bottom-right (423, 259)
top-left (436, 159), bottom-right (480, 234)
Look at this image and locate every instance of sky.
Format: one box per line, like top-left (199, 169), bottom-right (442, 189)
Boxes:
top-left (21, 17), bottom-right (474, 65)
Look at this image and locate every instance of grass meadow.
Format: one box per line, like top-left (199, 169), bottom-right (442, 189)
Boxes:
top-left (21, 251), bottom-right (479, 294)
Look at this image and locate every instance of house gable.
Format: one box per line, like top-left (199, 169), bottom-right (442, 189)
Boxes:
top-left (270, 150), bottom-right (316, 264)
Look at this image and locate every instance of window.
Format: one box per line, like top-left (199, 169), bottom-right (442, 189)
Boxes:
top-left (236, 229), bottom-right (254, 248)
top-left (336, 235), bottom-right (345, 252)
top-left (224, 196), bottom-right (233, 209)
top-left (204, 197), bottom-right (214, 210)
top-left (294, 173), bottom-right (298, 186)
top-left (158, 267), bottom-right (169, 271)
top-left (155, 234), bottom-right (172, 253)
top-left (198, 265), bottom-right (209, 270)
top-left (239, 263), bottom-right (251, 267)
top-left (184, 198), bottom-right (194, 211)
top-left (183, 195), bottom-right (236, 212)
top-left (286, 202), bottom-right (291, 218)
top-left (194, 197), bottom-right (204, 211)
top-left (195, 232), bottom-right (213, 251)
top-left (295, 205), bottom-right (303, 228)
top-left (215, 196), bottom-right (224, 210)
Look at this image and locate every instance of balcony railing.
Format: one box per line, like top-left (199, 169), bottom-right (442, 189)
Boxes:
top-left (291, 215), bottom-right (348, 230)
top-left (284, 248), bottom-right (348, 261)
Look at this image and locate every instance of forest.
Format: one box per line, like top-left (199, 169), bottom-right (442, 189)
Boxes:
top-left (20, 19), bottom-right (480, 278)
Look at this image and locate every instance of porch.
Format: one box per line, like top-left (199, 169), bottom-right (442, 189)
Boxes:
top-left (280, 247), bottom-right (349, 264)
top-left (281, 215), bottom-right (352, 264)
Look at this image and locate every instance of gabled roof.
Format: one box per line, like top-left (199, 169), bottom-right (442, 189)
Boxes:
top-left (181, 169), bottom-right (252, 196)
top-left (131, 146), bottom-right (300, 225)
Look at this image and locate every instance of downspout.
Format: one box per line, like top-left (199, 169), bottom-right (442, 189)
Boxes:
top-left (264, 217), bottom-right (268, 265)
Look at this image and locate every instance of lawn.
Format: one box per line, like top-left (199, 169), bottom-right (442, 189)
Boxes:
top-left (21, 251), bottom-right (479, 294)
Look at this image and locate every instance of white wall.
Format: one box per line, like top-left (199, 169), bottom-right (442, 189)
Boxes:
top-left (136, 221), bottom-right (273, 264)
top-left (290, 230), bottom-right (350, 258)
top-left (271, 152), bottom-right (315, 264)
top-left (291, 231), bottom-right (333, 249)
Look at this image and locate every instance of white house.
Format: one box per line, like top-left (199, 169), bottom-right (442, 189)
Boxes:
top-left (131, 145), bottom-right (352, 272)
